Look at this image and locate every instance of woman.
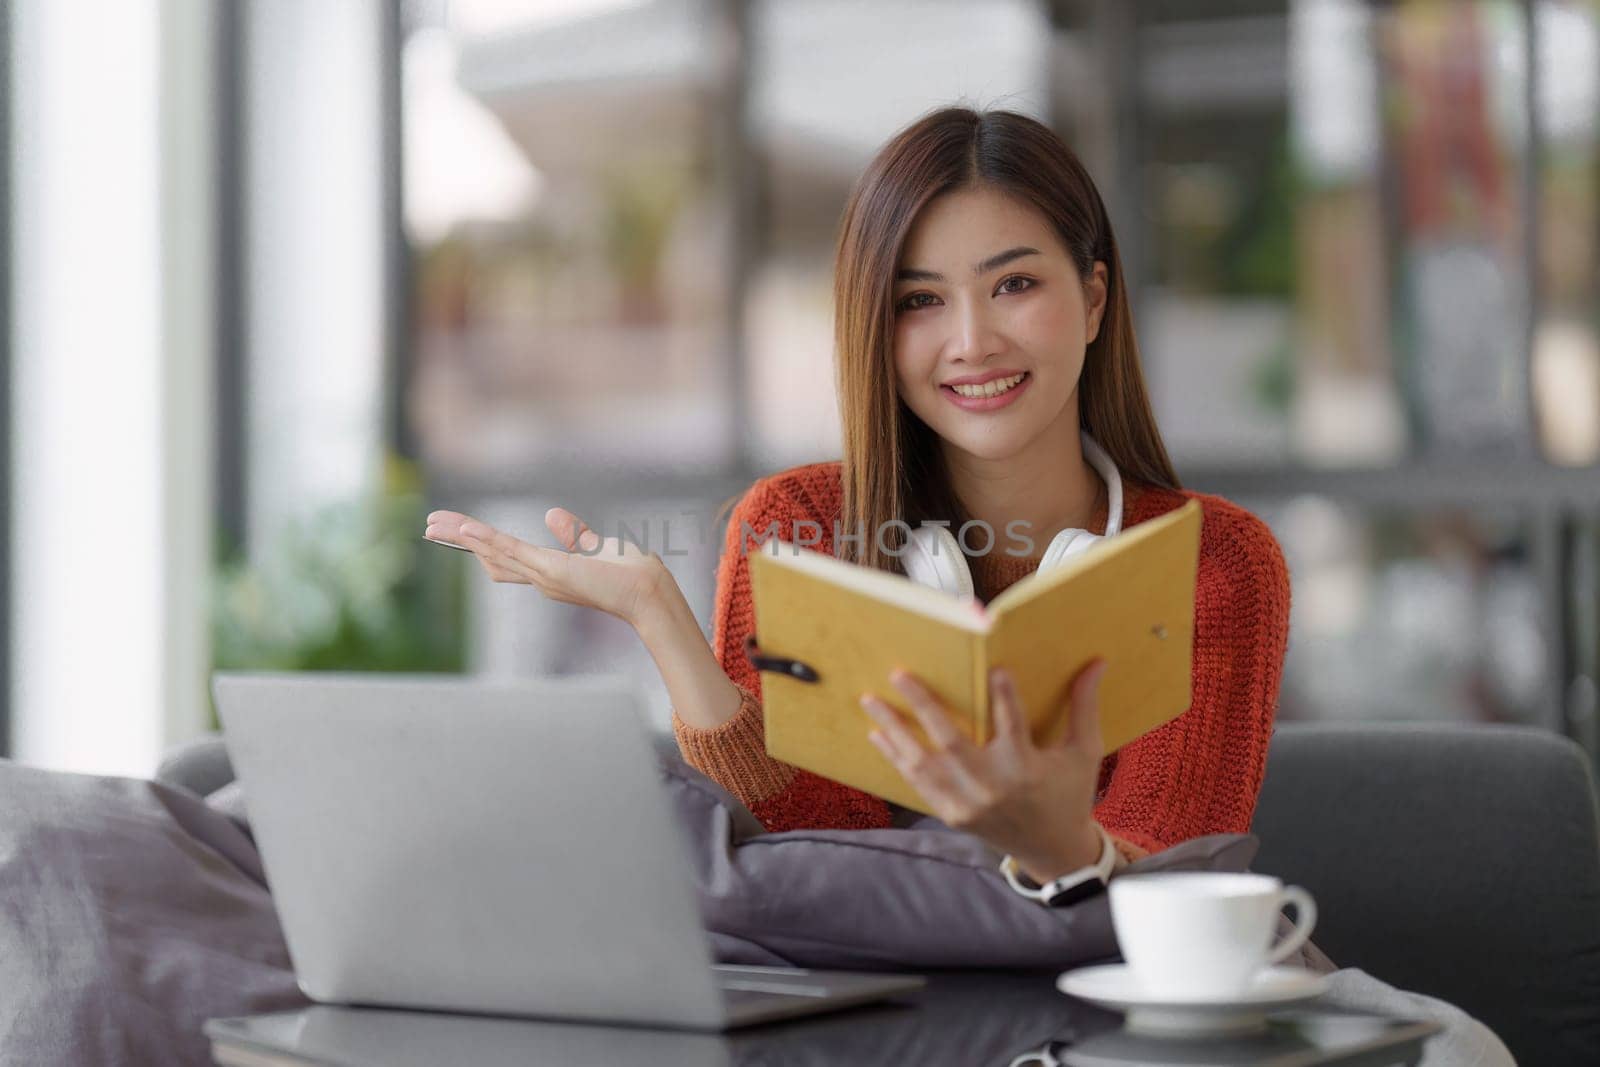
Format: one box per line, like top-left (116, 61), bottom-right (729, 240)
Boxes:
top-left (0, 107), bottom-right (1516, 1067)
top-left (426, 106), bottom-right (1290, 894)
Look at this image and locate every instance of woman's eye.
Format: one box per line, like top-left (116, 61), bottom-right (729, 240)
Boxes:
top-left (896, 278), bottom-right (1032, 313)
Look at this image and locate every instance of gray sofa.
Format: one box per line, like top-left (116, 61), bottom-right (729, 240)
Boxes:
top-left (1248, 722), bottom-right (1600, 1066)
top-left (159, 720), bottom-right (1600, 1066)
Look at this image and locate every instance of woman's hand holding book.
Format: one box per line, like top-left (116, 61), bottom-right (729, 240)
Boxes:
top-left (859, 660), bottom-right (1108, 883)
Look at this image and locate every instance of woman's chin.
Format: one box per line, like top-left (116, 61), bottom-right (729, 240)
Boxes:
top-left (938, 428), bottom-right (1042, 464)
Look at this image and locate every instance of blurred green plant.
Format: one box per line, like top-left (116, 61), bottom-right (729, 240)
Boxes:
top-left (1216, 131), bottom-right (1297, 299)
top-left (1251, 333), bottom-right (1297, 415)
top-left (209, 457), bottom-right (468, 723)
top-left (599, 155), bottom-right (690, 320)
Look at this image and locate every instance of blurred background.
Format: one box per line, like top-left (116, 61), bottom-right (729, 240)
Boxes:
top-left (4, 0), bottom-right (1600, 776)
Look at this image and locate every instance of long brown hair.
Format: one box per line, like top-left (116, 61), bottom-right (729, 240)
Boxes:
top-left (832, 106), bottom-right (1179, 572)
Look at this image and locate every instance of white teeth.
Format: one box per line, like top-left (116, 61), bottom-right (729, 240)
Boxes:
top-left (951, 373), bottom-right (1025, 399)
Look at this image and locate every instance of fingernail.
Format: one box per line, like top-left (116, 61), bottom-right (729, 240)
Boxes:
top-left (578, 529), bottom-right (600, 551)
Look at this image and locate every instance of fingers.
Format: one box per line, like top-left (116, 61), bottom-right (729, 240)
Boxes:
top-left (454, 531), bottom-right (535, 585)
top-left (427, 512), bottom-right (524, 561)
top-left (990, 667), bottom-right (1028, 744)
top-left (545, 507), bottom-right (601, 554)
top-left (860, 693), bottom-right (983, 810)
top-left (428, 511), bottom-right (555, 557)
top-left (875, 670), bottom-right (985, 799)
top-left (424, 513), bottom-right (520, 580)
top-left (859, 693), bottom-right (921, 760)
top-left (432, 508), bottom-right (614, 564)
top-left (471, 523), bottom-right (565, 578)
top-left (545, 509), bottom-right (580, 551)
top-left (464, 522), bottom-right (535, 566)
top-left (1061, 659), bottom-right (1108, 756)
top-left (430, 511), bottom-right (615, 607)
top-left (889, 670), bottom-right (972, 755)
top-left (424, 511), bottom-right (474, 547)
top-left (861, 699), bottom-right (919, 765)
top-left (439, 518), bottom-right (548, 588)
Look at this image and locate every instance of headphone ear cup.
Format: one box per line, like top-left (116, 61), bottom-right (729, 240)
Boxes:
top-left (1039, 529), bottom-right (1103, 572)
top-left (901, 526), bottom-right (974, 600)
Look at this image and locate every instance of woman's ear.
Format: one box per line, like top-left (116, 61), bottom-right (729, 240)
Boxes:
top-left (1084, 261), bottom-right (1109, 344)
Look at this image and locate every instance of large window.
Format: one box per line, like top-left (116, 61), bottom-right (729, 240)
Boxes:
top-left (399, 0), bottom-right (1059, 726)
top-left (0, 0), bottom-right (12, 757)
top-left (390, 0), bottom-right (1600, 749)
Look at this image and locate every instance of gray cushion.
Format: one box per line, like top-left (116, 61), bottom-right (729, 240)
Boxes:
top-left (659, 754), bottom-right (1285, 970)
top-left (0, 761), bottom-right (304, 1064)
top-left (1250, 722), bottom-right (1600, 1067)
top-left (155, 733), bottom-right (234, 798)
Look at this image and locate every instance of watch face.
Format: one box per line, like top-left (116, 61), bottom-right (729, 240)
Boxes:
top-left (1046, 878), bottom-right (1108, 908)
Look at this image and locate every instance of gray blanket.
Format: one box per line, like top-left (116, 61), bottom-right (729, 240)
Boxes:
top-left (0, 757), bottom-right (1513, 1066)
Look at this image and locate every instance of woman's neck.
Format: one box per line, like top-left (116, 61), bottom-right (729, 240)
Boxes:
top-left (940, 419), bottom-right (1104, 558)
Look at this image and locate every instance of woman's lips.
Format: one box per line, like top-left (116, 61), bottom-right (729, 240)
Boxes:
top-left (942, 371), bottom-right (1031, 412)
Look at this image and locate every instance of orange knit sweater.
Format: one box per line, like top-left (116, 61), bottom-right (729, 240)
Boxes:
top-left (671, 461), bottom-right (1291, 860)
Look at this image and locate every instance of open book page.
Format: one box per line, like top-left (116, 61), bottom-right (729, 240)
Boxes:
top-left (983, 501), bottom-right (1202, 751)
top-left (982, 501), bottom-right (1200, 618)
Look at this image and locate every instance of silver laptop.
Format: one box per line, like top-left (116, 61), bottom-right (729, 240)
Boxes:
top-left (212, 672), bottom-right (924, 1030)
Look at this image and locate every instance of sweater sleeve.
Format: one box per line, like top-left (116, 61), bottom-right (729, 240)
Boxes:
top-left (1090, 498), bottom-right (1291, 855)
top-left (671, 478), bottom-right (798, 803)
top-left (670, 477), bottom-right (893, 832)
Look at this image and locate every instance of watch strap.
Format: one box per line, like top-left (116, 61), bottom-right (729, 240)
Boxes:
top-left (999, 822), bottom-right (1117, 907)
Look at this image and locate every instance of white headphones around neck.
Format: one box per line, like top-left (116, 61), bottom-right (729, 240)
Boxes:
top-left (901, 432), bottom-right (1123, 600)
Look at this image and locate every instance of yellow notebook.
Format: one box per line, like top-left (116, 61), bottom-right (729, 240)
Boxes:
top-left (745, 500), bottom-right (1201, 814)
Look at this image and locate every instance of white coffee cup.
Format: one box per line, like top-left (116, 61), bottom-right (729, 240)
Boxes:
top-left (1108, 872), bottom-right (1317, 1000)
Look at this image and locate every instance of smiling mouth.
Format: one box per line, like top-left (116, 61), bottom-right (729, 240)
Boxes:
top-left (945, 372), bottom-right (1028, 399)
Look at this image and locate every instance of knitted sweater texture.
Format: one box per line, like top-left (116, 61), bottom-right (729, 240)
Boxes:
top-left (671, 461), bottom-right (1291, 859)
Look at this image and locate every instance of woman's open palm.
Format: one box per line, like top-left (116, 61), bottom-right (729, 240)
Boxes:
top-left (425, 507), bottom-right (671, 627)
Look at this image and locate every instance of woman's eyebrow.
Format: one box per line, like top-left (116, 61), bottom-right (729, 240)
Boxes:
top-left (895, 246), bottom-right (1041, 283)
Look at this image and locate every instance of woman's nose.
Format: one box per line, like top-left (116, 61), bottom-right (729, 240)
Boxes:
top-left (947, 298), bottom-right (1002, 362)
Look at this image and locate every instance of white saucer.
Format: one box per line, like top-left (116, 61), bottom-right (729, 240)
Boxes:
top-left (1056, 964), bottom-right (1329, 1036)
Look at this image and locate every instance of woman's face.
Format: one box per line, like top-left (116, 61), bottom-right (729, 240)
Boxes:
top-left (891, 185), bottom-right (1107, 463)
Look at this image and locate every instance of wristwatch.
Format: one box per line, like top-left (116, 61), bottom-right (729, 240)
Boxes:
top-left (1000, 822), bottom-right (1117, 907)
